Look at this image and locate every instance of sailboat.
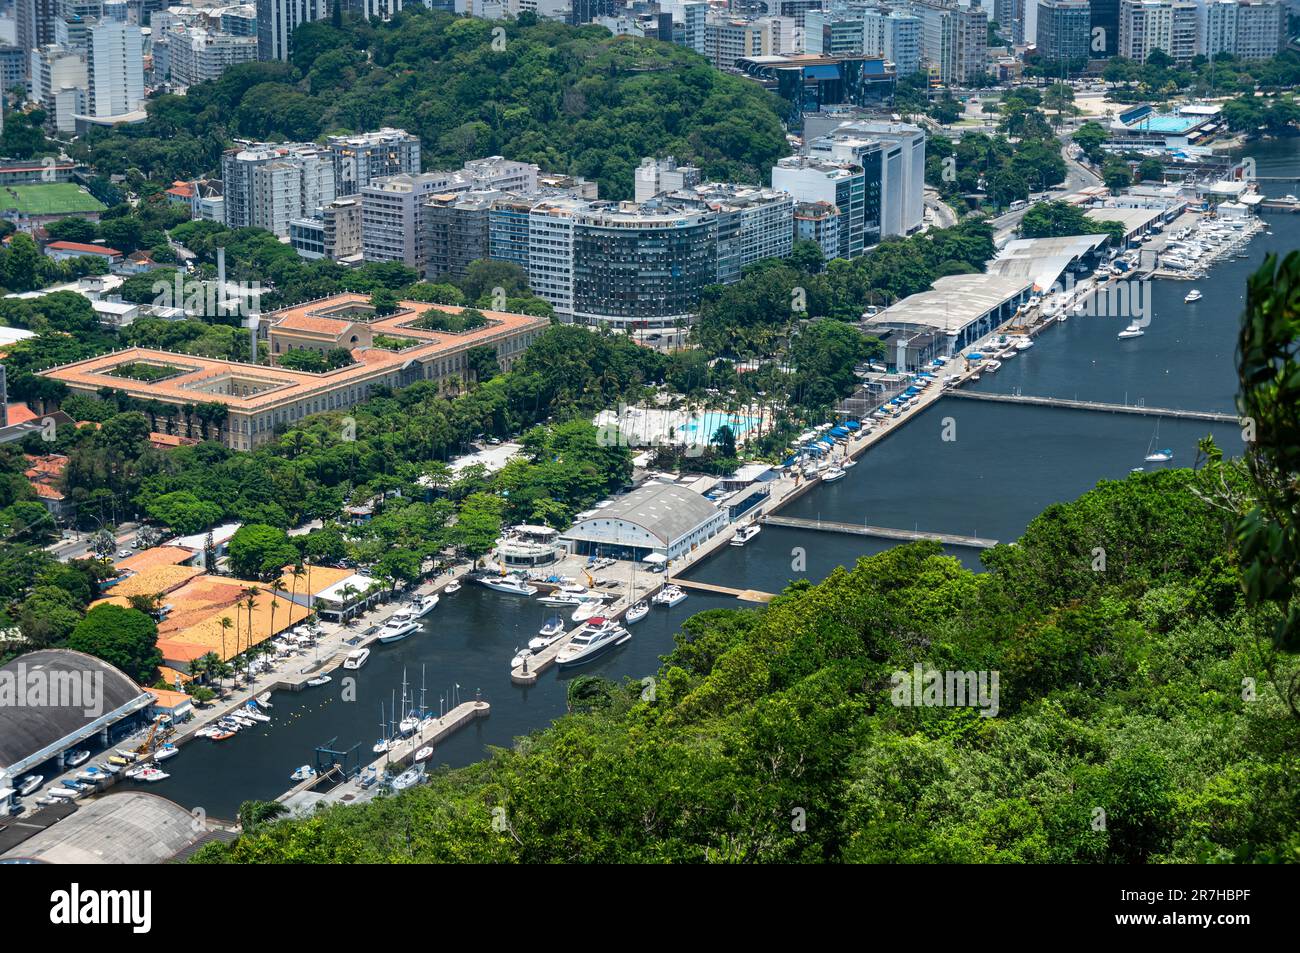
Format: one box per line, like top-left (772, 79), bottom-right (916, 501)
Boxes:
top-left (624, 555), bottom-right (648, 624)
top-left (373, 702), bottom-right (391, 754)
top-left (1144, 422), bottom-right (1174, 463)
top-left (398, 668), bottom-right (420, 735)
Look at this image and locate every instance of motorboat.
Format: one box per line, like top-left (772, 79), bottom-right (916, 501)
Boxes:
top-left (529, 616), bottom-right (568, 652)
top-left (231, 713), bottom-right (256, 728)
top-left (984, 360), bottom-right (1002, 373)
top-left (343, 647), bottom-right (371, 669)
top-left (537, 588), bottom-right (588, 607)
top-left (1184, 289), bottom-right (1203, 303)
top-left (414, 747), bottom-right (433, 762)
top-left (290, 765), bottom-right (316, 782)
top-left (571, 598), bottom-right (604, 623)
top-left (256, 692), bottom-right (273, 709)
top-left (1117, 322), bottom-right (1144, 339)
top-left (511, 647), bottom-right (535, 669)
top-left (1012, 336), bottom-right (1034, 350)
top-left (135, 767), bottom-right (169, 783)
top-left (409, 593), bottom-right (439, 618)
top-left (652, 585), bottom-right (687, 608)
top-left (373, 738), bottom-right (391, 754)
top-left (821, 466), bottom-right (847, 483)
top-left (730, 523), bottom-right (762, 547)
top-left (34, 796), bottom-right (61, 807)
top-left (77, 767), bottom-right (109, 783)
top-left (555, 618), bottom-right (631, 668)
top-left (445, 581), bottom-right (461, 594)
top-left (306, 675), bottom-right (332, 687)
top-left (624, 601), bottom-right (650, 625)
top-left (841, 457), bottom-right (858, 468)
top-left (241, 706), bottom-right (270, 723)
top-left (47, 787), bottom-right (81, 801)
top-left (95, 761), bottom-right (121, 776)
top-left (152, 743), bottom-right (180, 761)
top-left (377, 613), bottom-right (419, 644)
top-left (17, 775), bottom-right (43, 796)
top-left (66, 750), bottom-right (90, 768)
top-left (209, 730), bottom-right (236, 741)
top-left (478, 573), bottom-right (538, 596)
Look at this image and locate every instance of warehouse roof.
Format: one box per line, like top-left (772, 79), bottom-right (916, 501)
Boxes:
top-left (864, 274), bottom-right (1032, 335)
top-left (566, 483), bottom-right (720, 546)
top-left (1, 792), bottom-right (205, 864)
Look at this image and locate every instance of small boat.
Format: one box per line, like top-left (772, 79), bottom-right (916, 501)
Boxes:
top-left (35, 796), bottom-right (60, 806)
top-left (208, 730), bottom-right (236, 741)
top-left (1012, 337), bottom-right (1034, 350)
top-left (555, 618), bottom-right (631, 668)
top-left (414, 746), bottom-right (433, 762)
top-left (390, 764), bottom-right (425, 791)
top-left (409, 593), bottom-right (439, 618)
top-left (1184, 289), bottom-right (1202, 303)
top-left (76, 768), bottom-right (109, 783)
top-left (123, 763), bottom-right (151, 779)
top-left (1130, 466), bottom-right (1145, 473)
top-left (529, 618), bottom-right (567, 652)
top-left (1145, 448), bottom-right (1174, 463)
top-left (841, 458), bottom-right (857, 468)
top-left (47, 787), bottom-right (81, 801)
top-left (373, 738), bottom-right (391, 754)
top-left (730, 523), bottom-right (762, 547)
top-left (306, 675), bottom-right (332, 687)
top-left (478, 573), bottom-right (538, 596)
top-left (511, 647), bottom-right (535, 669)
top-left (1117, 322), bottom-right (1144, 339)
top-left (290, 765), bottom-right (316, 782)
top-left (135, 767), bottom-right (169, 783)
top-left (241, 707), bottom-right (270, 723)
top-left (17, 775), bottom-right (43, 796)
top-left (231, 713), bottom-right (256, 728)
top-left (571, 598), bottom-right (604, 623)
top-left (377, 617), bottom-right (419, 644)
top-left (652, 585), bottom-right (687, 608)
top-left (66, 750), bottom-right (90, 768)
top-left (343, 647), bottom-right (370, 669)
top-left (152, 744), bottom-right (180, 761)
top-left (95, 761), bottom-right (121, 776)
top-left (256, 692), bottom-right (273, 709)
top-left (624, 601), bottom-right (649, 625)
top-left (537, 590), bottom-right (586, 607)
top-left (821, 466), bottom-right (847, 483)
top-left (444, 581), bottom-right (461, 594)
top-left (108, 754), bottom-right (132, 765)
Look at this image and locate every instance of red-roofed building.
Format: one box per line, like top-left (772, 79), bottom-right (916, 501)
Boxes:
top-left (23, 453), bottom-right (74, 520)
top-left (43, 241), bottom-right (124, 264)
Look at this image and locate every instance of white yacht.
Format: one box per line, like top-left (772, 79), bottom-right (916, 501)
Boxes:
top-left (1117, 322), bottom-right (1145, 339)
top-left (290, 765), bottom-right (316, 782)
top-left (66, 750), bottom-right (90, 768)
top-left (555, 618), bottom-right (631, 668)
top-left (652, 585), bottom-right (687, 608)
top-left (821, 466), bottom-right (847, 483)
top-left (17, 774), bottom-right (43, 796)
top-left (409, 593), bottom-right (439, 618)
top-left (1184, 289), bottom-right (1202, 303)
top-left (730, 523), bottom-right (762, 546)
top-left (343, 647), bottom-right (371, 669)
top-left (984, 359), bottom-right (1003, 373)
top-left (478, 574), bottom-right (538, 596)
top-left (444, 581), bottom-right (461, 594)
top-left (135, 767), bottom-right (170, 783)
top-left (511, 646), bottom-right (535, 669)
top-left (529, 616), bottom-right (567, 651)
top-left (624, 601), bottom-right (649, 625)
top-left (377, 613), bottom-right (419, 644)
top-left (571, 598), bottom-right (604, 623)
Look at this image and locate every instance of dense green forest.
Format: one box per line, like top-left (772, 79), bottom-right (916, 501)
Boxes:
top-left (72, 10), bottom-right (790, 201)
top-left (189, 255), bottom-right (1300, 864)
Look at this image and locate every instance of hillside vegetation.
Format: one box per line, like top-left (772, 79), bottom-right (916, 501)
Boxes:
top-left (76, 11), bottom-right (791, 201)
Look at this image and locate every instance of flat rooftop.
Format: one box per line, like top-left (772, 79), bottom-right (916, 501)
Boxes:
top-left (990, 235), bottom-right (1110, 290)
top-left (1085, 206), bottom-right (1164, 234)
top-left (865, 274), bottom-right (1032, 335)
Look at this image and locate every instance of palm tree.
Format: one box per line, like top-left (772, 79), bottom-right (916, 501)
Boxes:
top-left (338, 583), bottom-right (359, 622)
top-left (218, 616), bottom-right (233, 686)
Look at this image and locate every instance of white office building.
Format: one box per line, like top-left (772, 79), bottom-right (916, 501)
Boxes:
top-left (1200, 0), bottom-right (1285, 60)
top-left (255, 0), bottom-right (329, 61)
top-left (772, 155), bottom-right (867, 259)
top-left (86, 20), bottom-right (143, 118)
top-left (863, 9), bottom-right (922, 78)
top-left (1118, 0), bottom-right (1200, 64)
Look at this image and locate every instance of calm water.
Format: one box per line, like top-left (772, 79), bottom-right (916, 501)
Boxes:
top-left (141, 139), bottom-right (1300, 818)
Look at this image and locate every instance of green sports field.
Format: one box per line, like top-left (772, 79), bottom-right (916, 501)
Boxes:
top-left (0, 183), bottom-right (107, 215)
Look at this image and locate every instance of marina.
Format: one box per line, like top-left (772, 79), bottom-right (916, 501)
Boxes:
top-left (9, 141), bottom-right (1290, 824)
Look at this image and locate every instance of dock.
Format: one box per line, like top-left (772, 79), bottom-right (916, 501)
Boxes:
top-left (762, 516), bottom-right (999, 549)
top-left (944, 390), bottom-right (1236, 423)
top-left (670, 578), bottom-right (776, 602)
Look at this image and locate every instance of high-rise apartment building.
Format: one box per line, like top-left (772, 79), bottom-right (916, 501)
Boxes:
top-left (908, 0), bottom-right (988, 85)
top-left (1201, 0), bottom-right (1285, 60)
top-left (1035, 0), bottom-right (1091, 64)
top-left (1118, 0), bottom-right (1199, 64)
top-left (863, 9), bottom-right (922, 78)
top-left (255, 0), bottom-right (329, 61)
top-left (993, 0), bottom-right (1026, 44)
top-left (222, 142), bottom-right (335, 235)
top-left (328, 128), bottom-right (422, 197)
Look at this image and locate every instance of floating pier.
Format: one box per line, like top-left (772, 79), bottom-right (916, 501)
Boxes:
top-left (763, 516), bottom-right (998, 549)
top-left (670, 578), bottom-right (776, 602)
top-left (944, 390), bottom-right (1236, 423)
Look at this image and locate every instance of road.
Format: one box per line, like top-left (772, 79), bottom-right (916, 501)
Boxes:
top-left (991, 139), bottom-right (1103, 247)
top-left (47, 523), bottom-right (141, 564)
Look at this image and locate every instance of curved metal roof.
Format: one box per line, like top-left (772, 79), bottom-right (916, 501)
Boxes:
top-left (0, 650), bottom-right (151, 773)
top-left (1, 792), bottom-right (202, 864)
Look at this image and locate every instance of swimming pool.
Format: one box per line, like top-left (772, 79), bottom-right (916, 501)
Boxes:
top-left (680, 412), bottom-right (761, 439)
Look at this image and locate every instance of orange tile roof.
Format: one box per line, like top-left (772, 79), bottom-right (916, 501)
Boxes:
top-left (165, 181), bottom-right (195, 199)
top-left (40, 294), bottom-right (549, 416)
top-left (8, 403), bottom-right (40, 426)
top-left (29, 482), bottom-right (65, 501)
top-left (46, 240), bottom-right (124, 257)
top-left (149, 688), bottom-right (192, 707)
top-left (273, 313), bottom-right (354, 337)
top-left (95, 564), bottom-right (202, 601)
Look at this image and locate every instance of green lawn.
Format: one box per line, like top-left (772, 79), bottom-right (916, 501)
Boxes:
top-left (0, 183), bottom-right (107, 215)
